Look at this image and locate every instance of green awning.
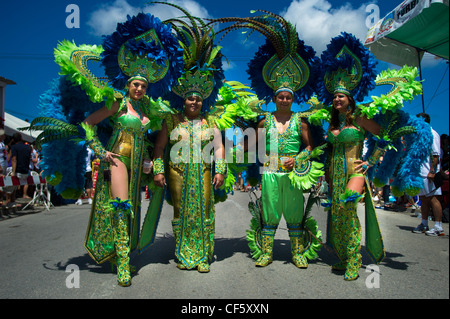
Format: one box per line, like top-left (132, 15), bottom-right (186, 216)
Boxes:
top-left (364, 0), bottom-right (449, 66)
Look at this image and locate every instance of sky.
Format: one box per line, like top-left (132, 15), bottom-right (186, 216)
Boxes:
top-left (0, 0), bottom-right (448, 135)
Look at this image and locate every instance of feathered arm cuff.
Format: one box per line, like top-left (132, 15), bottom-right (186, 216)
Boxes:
top-left (153, 158), bottom-right (165, 175)
top-left (81, 122), bottom-right (107, 159)
top-left (215, 158), bottom-right (227, 176)
top-left (289, 145), bottom-right (326, 190)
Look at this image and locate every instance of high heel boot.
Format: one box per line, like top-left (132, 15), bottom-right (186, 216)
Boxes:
top-left (339, 196), bottom-right (362, 281)
top-left (111, 198), bottom-right (132, 287)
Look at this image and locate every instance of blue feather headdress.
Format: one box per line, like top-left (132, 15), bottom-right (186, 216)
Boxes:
top-left (101, 12), bottom-right (184, 99)
top-left (317, 32), bottom-right (377, 105)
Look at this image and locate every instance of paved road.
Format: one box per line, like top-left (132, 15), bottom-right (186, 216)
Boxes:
top-left (0, 191), bottom-right (448, 302)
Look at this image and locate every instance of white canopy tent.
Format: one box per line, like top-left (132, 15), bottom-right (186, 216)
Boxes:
top-left (3, 112), bottom-right (41, 143)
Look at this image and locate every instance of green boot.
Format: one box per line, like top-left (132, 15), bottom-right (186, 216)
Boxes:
top-left (111, 198), bottom-right (133, 287)
top-left (255, 226), bottom-right (276, 267)
top-left (338, 192), bottom-right (363, 281)
top-left (331, 260), bottom-right (347, 271)
top-left (288, 225), bottom-right (308, 269)
top-left (344, 254), bottom-right (362, 281)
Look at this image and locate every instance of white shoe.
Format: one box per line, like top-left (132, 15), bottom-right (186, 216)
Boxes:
top-left (75, 199), bottom-right (83, 205)
top-left (425, 227), bottom-right (445, 237)
top-left (88, 198), bottom-right (93, 205)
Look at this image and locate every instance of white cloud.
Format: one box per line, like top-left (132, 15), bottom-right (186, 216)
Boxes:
top-left (281, 0), bottom-right (377, 54)
top-left (87, 0), bottom-right (140, 37)
top-left (87, 0), bottom-right (211, 37)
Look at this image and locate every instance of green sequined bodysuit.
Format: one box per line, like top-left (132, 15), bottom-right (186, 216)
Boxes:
top-left (326, 126), bottom-right (385, 264)
top-left (84, 97), bottom-right (153, 263)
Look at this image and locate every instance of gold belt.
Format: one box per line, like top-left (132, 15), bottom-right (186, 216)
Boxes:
top-left (112, 132), bottom-right (133, 158)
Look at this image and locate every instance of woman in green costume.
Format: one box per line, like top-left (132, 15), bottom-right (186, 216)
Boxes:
top-left (24, 13), bottom-right (185, 287)
top-left (153, 94), bottom-right (226, 273)
top-left (324, 90), bottom-right (384, 281)
top-left (317, 33), bottom-right (386, 281)
top-left (82, 76), bottom-right (155, 286)
top-left (150, 2), bottom-right (227, 273)
top-left (317, 33), bottom-right (422, 281)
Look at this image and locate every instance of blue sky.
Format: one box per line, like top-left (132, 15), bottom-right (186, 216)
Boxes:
top-left (0, 0), bottom-right (448, 135)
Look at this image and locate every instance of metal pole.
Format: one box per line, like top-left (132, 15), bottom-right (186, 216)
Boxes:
top-left (417, 48), bottom-right (425, 113)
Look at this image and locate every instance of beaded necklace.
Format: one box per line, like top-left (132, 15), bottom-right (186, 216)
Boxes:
top-left (338, 113), bottom-right (347, 130)
top-left (129, 97), bottom-right (145, 119)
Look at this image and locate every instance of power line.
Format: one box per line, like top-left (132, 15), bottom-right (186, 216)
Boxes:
top-left (425, 64), bottom-right (449, 110)
top-left (0, 53), bottom-right (53, 60)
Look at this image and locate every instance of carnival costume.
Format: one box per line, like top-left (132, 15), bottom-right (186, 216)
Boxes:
top-left (314, 32), bottom-right (431, 280)
top-left (22, 13), bottom-right (184, 286)
top-left (208, 11), bottom-right (325, 268)
top-left (148, 2), bottom-right (255, 272)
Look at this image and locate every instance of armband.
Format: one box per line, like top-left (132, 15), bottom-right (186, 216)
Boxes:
top-left (153, 158), bottom-right (165, 175)
top-left (367, 145), bottom-right (386, 167)
top-left (81, 123), bottom-right (107, 159)
top-left (215, 158), bottom-right (227, 175)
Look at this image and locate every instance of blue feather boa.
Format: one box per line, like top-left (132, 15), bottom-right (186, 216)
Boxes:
top-left (365, 110), bottom-right (433, 196)
top-left (38, 76), bottom-right (110, 198)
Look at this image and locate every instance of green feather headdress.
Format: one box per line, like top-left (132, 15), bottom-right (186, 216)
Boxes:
top-left (151, 1), bottom-right (225, 111)
top-left (207, 10), bottom-right (319, 103)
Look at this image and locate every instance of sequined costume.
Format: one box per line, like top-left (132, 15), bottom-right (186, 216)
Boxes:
top-left (207, 11), bottom-right (325, 267)
top-left (258, 112), bottom-right (317, 267)
top-left (261, 112), bottom-right (305, 227)
top-left (163, 113), bottom-right (218, 270)
top-left (24, 13), bottom-right (184, 287)
top-left (325, 122), bottom-right (384, 277)
top-left (315, 32), bottom-right (427, 281)
top-left (84, 97), bottom-right (154, 264)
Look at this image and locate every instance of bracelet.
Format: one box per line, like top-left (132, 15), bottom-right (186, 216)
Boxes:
top-left (367, 145), bottom-right (385, 167)
top-left (153, 158), bottom-right (165, 175)
top-left (81, 122), bottom-right (107, 159)
top-left (87, 136), bottom-right (107, 160)
top-left (215, 158), bottom-right (227, 175)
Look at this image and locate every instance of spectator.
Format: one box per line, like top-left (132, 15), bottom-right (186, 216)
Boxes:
top-left (0, 129), bottom-right (7, 175)
top-left (439, 134), bottom-right (449, 221)
top-left (22, 142), bottom-right (39, 199)
top-left (5, 133), bottom-right (31, 208)
top-left (412, 113), bottom-right (444, 236)
top-left (0, 130), bottom-right (7, 208)
top-left (75, 147), bottom-right (94, 205)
